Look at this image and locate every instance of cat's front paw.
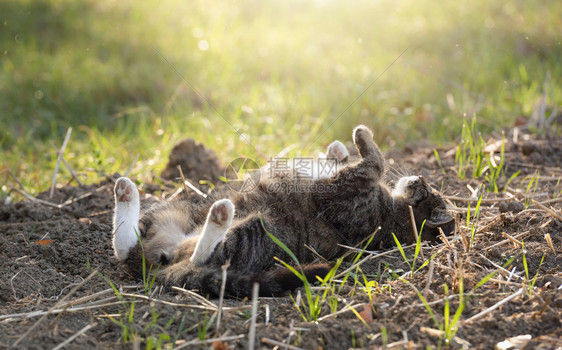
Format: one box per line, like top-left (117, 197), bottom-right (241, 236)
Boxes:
top-left (114, 177), bottom-right (139, 203)
top-left (209, 199), bottom-right (235, 227)
top-left (326, 140), bottom-right (350, 162)
top-left (352, 125), bottom-right (373, 145)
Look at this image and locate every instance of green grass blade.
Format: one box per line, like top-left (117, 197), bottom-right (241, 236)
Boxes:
top-left (403, 279), bottom-right (439, 328)
top-left (319, 258), bottom-right (342, 285)
top-left (451, 276), bottom-right (465, 328)
top-left (392, 233), bottom-right (412, 271)
top-left (289, 293), bottom-right (309, 322)
top-left (352, 228), bottom-right (379, 264)
top-left (415, 252), bottom-right (438, 273)
top-left (522, 241), bottom-right (529, 280)
top-left (470, 194), bottom-right (483, 246)
top-left (443, 284), bottom-right (450, 332)
top-left (261, 213), bottom-right (300, 265)
top-left (347, 304), bottom-right (368, 326)
top-left (530, 254), bottom-right (545, 291)
top-left (412, 220), bottom-right (426, 273)
top-left (128, 301), bottom-right (135, 324)
top-left (434, 149), bottom-right (447, 175)
top-left (505, 171), bottom-right (520, 190)
top-left (99, 272), bottom-right (124, 301)
top-left (471, 270), bottom-right (497, 291)
top-left (472, 255), bottom-right (517, 292)
top-left (274, 257), bottom-right (305, 282)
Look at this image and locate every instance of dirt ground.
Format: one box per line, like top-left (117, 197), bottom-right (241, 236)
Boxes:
top-left (1, 132), bottom-right (561, 349)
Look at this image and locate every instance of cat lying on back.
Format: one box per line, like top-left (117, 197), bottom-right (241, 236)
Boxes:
top-left (112, 126), bottom-right (454, 297)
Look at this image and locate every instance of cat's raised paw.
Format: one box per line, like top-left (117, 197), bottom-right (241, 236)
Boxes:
top-left (114, 177), bottom-right (139, 203)
top-left (352, 125), bottom-right (373, 145)
top-left (209, 199), bottom-right (235, 227)
top-left (326, 140), bottom-right (350, 162)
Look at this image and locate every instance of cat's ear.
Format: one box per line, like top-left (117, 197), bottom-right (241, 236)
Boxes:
top-left (425, 208), bottom-right (455, 235)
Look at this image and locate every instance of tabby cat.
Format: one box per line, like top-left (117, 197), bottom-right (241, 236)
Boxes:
top-left (112, 126), bottom-right (454, 297)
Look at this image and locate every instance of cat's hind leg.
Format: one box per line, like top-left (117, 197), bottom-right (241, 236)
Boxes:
top-left (112, 177), bottom-right (140, 261)
top-left (190, 199), bottom-right (235, 265)
top-left (352, 125), bottom-right (385, 179)
top-left (326, 140), bottom-right (350, 162)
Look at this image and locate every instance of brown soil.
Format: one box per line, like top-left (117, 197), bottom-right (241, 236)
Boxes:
top-left (160, 138), bottom-right (224, 191)
top-left (0, 133), bottom-right (560, 349)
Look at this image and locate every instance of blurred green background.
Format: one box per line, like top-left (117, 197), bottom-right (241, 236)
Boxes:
top-left (1, 0), bottom-right (561, 194)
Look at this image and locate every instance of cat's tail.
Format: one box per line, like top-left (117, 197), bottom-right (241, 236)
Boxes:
top-left (162, 263), bottom-right (331, 298)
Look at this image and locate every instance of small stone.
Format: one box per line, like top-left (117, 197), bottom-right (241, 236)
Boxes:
top-left (499, 201), bottom-right (525, 213)
top-left (495, 334), bottom-right (532, 350)
top-left (540, 311), bottom-right (557, 323)
top-left (79, 217), bottom-right (92, 225)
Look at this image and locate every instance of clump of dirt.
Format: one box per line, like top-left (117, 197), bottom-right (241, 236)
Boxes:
top-left (160, 138), bottom-right (224, 188)
top-left (519, 138), bottom-right (562, 167)
top-left (0, 131), bottom-right (560, 349)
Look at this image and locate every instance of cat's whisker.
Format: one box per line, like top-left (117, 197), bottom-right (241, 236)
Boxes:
top-left (386, 166), bottom-right (397, 177)
top-left (386, 167), bottom-right (402, 182)
top-left (396, 164), bottom-right (410, 177)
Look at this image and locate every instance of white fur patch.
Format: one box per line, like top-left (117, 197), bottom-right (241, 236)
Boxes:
top-left (112, 177), bottom-right (140, 261)
top-left (392, 176), bottom-right (419, 198)
top-left (326, 140), bottom-right (349, 161)
top-left (191, 199), bottom-right (235, 265)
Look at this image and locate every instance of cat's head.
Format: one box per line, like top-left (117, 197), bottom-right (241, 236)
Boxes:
top-left (393, 175), bottom-right (455, 242)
